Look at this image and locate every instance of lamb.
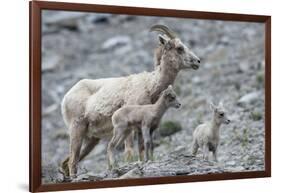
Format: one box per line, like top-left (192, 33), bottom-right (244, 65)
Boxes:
top-left (60, 25), bottom-right (200, 178)
top-left (107, 85), bottom-right (181, 169)
top-left (191, 102), bottom-right (230, 161)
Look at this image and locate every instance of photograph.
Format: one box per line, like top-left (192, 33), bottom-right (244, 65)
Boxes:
top-left (40, 8), bottom-right (267, 184)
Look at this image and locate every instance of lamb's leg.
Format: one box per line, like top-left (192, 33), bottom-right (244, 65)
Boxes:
top-left (136, 130), bottom-right (143, 161)
top-left (68, 117), bottom-right (87, 178)
top-left (107, 134), bottom-right (118, 170)
top-left (149, 128), bottom-right (154, 160)
top-left (202, 144), bottom-right (209, 161)
top-left (212, 148), bottom-right (218, 162)
top-left (108, 127), bottom-right (129, 169)
top-left (124, 132), bottom-right (135, 162)
top-left (191, 139), bottom-right (199, 156)
top-left (142, 126), bottom-right (152, 162)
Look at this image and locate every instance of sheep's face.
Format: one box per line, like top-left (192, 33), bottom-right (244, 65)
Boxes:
top-left (210, 102), bottom-right (231, 125)
top-left (163, 85), bottom-right (181, 109)
top-left (159, 35), bottom-right (200, 71)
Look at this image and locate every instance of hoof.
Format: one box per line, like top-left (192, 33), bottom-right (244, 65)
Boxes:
top-left (60, 158), bottom-right (70, 177)
top-left (69, 174), bottom-right (77, 180)
top-left (108, 162), bottom-right (119, 170)
top-left (125, 148), bottom-right (135, 162)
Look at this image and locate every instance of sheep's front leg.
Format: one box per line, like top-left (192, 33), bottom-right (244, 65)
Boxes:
top-left (79, 136), bottom-right (100, 161)
top-left (142, 126), bottom-right (152, 162)
top-left (68, 117), bottom-right (87, 178)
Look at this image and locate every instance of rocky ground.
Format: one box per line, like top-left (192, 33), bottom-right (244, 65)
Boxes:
top-left (41, 10), bottom-right (265, 184)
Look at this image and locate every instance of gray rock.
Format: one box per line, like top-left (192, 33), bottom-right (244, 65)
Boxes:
top-left (43, 11), bottom-right (88, 29)
top-left (87, 14), bottom-right (111, 24)
top-left (237, 91), bottom-right (261, 106)
top-left (101, 36), bottom-right (131, 51)
top-left (119, 166), bottom-right (143, 179)
top-left (42, 55), bottom-right (61, 72)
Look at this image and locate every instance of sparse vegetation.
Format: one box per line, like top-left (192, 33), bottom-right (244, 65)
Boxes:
top-left (159, 121), bottom-right (182, 137)
top-left (256, 71), bottom-right (264, 85)
top-left (250, 111), bottom-right (263, 121)
top-left (241, 128), bottom-right (249, 148)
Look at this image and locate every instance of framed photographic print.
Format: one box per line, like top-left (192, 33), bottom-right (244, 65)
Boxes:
top-left (30, 0), bottom-right (271, 192)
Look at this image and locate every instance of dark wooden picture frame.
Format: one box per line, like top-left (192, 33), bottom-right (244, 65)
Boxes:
top-left (30, 0), bottom-right (271, 192)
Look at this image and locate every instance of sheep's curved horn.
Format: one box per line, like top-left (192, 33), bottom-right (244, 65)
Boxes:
top-left (150, 24), bottom-right (177, 39)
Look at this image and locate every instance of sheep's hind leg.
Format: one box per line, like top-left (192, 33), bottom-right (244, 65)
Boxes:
top-left (60, 157), bottom-right (70, 178)
top-left (79, 136), bottom-right (100, 161)
top-left (68, 117), bottom-right (87, 179)
top-left (60, 136), bottom-right (99, 178)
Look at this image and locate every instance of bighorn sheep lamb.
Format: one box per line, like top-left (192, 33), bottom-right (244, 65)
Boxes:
top-left (61, 25), bottom-right (200, 178)
top-left (191, 102), bottom-right (231, 161)
top-left (107, 85), bottom-right (181, 169)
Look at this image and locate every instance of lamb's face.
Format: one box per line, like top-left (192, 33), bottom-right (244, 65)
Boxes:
top-left (163, 85), bottom-right (181, 109)
top-left (210, 102), bottom-right (231, 125)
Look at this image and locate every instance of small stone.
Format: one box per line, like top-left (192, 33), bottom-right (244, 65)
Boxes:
top-left (43, 11), bottom-right (87, 30)
top-left (226, 160), bottom-right (236, 166)
top-left (237, 92), bottom-right (261, 106)
top-left (119, 166), bottom-right (143, 179)
top-left (101, 36), bottom-right (131, 50)
top-left (230, 166), bottom-right (245, 172)
top-left (42, 55), bottom-right (61, 72)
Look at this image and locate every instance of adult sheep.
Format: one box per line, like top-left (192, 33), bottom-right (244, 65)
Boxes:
top-left (61, 25), bottom-right (201, 178)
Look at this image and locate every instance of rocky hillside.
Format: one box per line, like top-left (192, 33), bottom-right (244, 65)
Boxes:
top-left (41, 10), bottom-right (265, 183)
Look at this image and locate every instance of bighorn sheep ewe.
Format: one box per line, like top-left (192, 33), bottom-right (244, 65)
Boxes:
top-left (107, 85), bottom-right (181, 169)
top-left (61, 25), bottom-right (200, 178)
top-left (191, 102), bottom-right (230, 161)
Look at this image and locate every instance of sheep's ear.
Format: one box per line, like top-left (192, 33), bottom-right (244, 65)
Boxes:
top-left (164, 41), bottom-right (172, 50)
top-left (158, 34), bottom-right (168, 45)
top-left (163, 89), bottom-right (170, 97)
top-left (209, 102), bottom-right (216, 112)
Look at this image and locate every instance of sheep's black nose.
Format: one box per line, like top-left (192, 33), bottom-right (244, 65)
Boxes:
top-left (197, 59), bottom-right (201, 63)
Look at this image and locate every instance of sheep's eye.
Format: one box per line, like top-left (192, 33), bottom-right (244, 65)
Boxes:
top-left (177, 47), bottom-right (184, 53)
top-left (170, 96), bottom-right (175, 101)
top-left (219, 113), bottom-right (224, 117)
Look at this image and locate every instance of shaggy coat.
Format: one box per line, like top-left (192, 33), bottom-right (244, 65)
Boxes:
top-left (192, 102), bottom-right (230, 161)
top-left (61, 25), bottom-right (200, 178)
top-left (107, 85), bottom-right (181, 169)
